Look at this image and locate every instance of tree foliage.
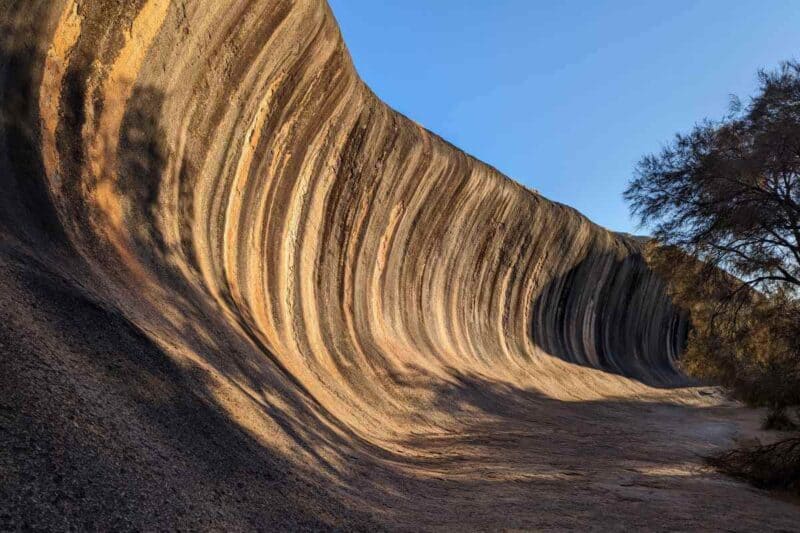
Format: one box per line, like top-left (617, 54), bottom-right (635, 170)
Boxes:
top-left (627, 61), bottom-right (800, 411)
top-left (644, 243), bottom-right (800, 409)
top-left (626, 61), bottom-right (800, 297)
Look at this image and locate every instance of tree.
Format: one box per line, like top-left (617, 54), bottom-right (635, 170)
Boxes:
top-left (625, 59), bottom-right (800, 406)
top-left (626, 61), bottom-right (800, 493)
top-left (625, 61), bottom-right (800, 298)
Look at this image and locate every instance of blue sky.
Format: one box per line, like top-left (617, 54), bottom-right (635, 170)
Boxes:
top-left (327, 0), bottom-right (800, 234)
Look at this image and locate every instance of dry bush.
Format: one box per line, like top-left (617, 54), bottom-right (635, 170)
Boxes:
top-left (708, 437), bottom-right (800, 493)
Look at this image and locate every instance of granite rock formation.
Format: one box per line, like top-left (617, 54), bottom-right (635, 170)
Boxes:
top-left (2, 1), bottom-right (799, 530)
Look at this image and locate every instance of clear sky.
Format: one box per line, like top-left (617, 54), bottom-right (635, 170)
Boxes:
top-left (327, 0), bottom-right (800, 234)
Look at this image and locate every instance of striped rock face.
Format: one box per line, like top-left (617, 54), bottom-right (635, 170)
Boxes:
top-left (25, 0), bottom-right (686, 390)
top-left (8, 1), bottom-right (798, 531)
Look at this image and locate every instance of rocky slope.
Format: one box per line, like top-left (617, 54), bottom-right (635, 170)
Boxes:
top-left (2, 1), bottom-right (799, 530)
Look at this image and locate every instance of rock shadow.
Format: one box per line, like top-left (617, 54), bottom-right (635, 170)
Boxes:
top-left (530, 246), bottom-right (690, 388)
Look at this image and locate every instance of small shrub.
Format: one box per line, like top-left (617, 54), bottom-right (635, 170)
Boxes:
top-left (708, 438), bottom-right (800, 493)
top-left (763, 408), bottom-right (798, 431)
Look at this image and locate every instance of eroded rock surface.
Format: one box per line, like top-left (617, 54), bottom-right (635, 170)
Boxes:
top-left (1, 1), bottom-right (799, 530)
